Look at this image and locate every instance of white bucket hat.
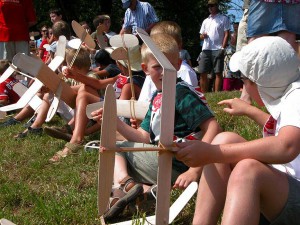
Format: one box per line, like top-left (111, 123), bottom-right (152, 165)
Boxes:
top-left (230, 36), bottom-right (300, 119)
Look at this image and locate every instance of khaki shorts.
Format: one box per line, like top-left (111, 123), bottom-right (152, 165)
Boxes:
top-left (116, 141), bottom-right (187, 185)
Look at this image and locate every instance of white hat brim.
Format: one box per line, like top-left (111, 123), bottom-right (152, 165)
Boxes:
top-left (229, 51), bottom-right (242, 73)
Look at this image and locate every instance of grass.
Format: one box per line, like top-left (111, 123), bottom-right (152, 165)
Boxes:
top-left (0, 91), bottom-right (262, 225)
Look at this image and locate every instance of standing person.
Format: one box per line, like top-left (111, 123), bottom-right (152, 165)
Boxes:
top-left (239, 1), bottom-right (300, 103)
top-left (0, 0), bottom-right (37, 61)
top-left (175, 37), bottom-right (300, 225)
top-left (120, 0), bottom-right (159, 35)
top-left (198, 0), bottom-right (230, 92)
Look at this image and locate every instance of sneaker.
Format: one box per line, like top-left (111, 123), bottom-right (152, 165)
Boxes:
top-left (14, 127), bottom-right (43, 139)
top-left (0, 117), bottom-right (21, 127)
top-left (44, 125), bottom-right (73, 142)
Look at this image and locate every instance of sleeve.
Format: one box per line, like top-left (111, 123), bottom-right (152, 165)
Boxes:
top-left (104, 64), bottom-right (121, 78)
top-left (140, 105), bottom-right (151, 132)
top-left (277, 90), bottom-right (300, 130)
top-left (123, 10), bottom-right (131, 29)
top-left (199, 20), bottom-right (206, 34)
top-left (146, 3), bottom-right (159, 24)
top-left (176, 85), bottom-right (214, 131)
top-left (224, 16), bottom-right (231, 31)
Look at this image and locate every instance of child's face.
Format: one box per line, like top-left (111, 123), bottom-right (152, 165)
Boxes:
top-left (142, 53), bottom-right (180, 90)
top-left (243, 79), bottom-right (264, 106)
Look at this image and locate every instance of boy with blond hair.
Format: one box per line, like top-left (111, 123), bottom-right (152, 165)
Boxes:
top-left (139, 21), bottom-right (198, 102)
top-left (92, 33), bottom-right (221, 220)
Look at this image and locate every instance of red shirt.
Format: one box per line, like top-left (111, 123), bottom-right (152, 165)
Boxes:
top-left (0, 0), bottom-right (37, 41)
top-left (0, 77), bottom-right (20, 103)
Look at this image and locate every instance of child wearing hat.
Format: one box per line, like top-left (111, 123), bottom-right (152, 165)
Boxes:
top-left (175, 36), bottom-right (300, 224)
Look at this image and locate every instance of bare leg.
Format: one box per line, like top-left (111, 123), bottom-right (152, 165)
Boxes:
top-left (14, 105), bottom-right (34, 121)
top-left (30, 94), bottom-right (51, 128)
top-left (193, 132), bottom-right (246, 225)
top-left (114, 154), bottom-right (129, 186)
top-left (214, 73), bottom-right (222, 92)
top-left (277, 31), bottom-right (297, 51)
top-left (221, 159), bottom-right (289, 225)
top-left (200, 73), bottom-right (208, 93)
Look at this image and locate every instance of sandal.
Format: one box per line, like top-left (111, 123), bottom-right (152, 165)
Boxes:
top-left (49, 142), bottom-right (82, 163)
top-left (104, 176), bottom-right (143, 221)
top-left (14, 127), bottom-right (43, 139)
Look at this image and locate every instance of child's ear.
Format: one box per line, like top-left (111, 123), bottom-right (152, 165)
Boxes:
top-left (141, 63), bottom-right (149, 75)
top-left (176, 58), bottom-right (182, 71)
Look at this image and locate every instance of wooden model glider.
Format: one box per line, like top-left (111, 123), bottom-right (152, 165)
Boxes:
top-left (11, 55), bottom-right (76, 109)
top-left (0, 218), bottom-right (16, 225)
top-left (46, 20), bottom-right (96, 121)
top-left (0, 36), bottom-right (66, 113)
top-left (86, 100), bottom-right (149, 121)
top-left (98, 28), bottom-right (178, 224)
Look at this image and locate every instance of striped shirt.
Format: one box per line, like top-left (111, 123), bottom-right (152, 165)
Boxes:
top-left (123, 1), bottom-right (159, 34)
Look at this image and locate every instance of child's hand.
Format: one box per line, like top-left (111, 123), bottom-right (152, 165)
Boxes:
top-left (218, 98), bottom-right (250, 116)
top-left (173, 169), bottom-right (200, 190)
top-left (174, 141), bottom-right (212, 167)
top-left (91, 108), bottom-right (103, 124)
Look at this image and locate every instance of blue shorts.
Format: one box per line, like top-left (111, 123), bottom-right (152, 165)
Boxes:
top-left (247, 1), bottom-right (300, 37)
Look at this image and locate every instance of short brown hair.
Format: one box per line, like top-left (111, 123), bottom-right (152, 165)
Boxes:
top-left (52, 21), bottom-right (71, 40)
top-left (65, 48), bottom-right (91, 70)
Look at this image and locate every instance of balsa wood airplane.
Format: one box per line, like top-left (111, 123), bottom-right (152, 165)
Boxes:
top-left (0, 36), bottom-right (66, 113)
top-left (45, 20), bottom-right (96, 121)
top-left (97, 28), bottom-right (179, 224)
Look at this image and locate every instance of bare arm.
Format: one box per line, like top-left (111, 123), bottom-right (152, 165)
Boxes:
top-left (222, 30), bottom-right (230, 49)
top-left (176, 125), bottom-right (300, 167)
top-left (173, 118), bottom-right (222, 189)
top-left (219, 98), bottom-right (270, 127)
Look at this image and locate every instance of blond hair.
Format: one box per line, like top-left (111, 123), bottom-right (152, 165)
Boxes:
top-left (150, 21), bottom-right (182, 48)
top-left (141, 33), bottom-right (179, 63)
top-left (0, 60), bottom-right (10, 74)
top-left (65, 48), bottom-right (91, 70)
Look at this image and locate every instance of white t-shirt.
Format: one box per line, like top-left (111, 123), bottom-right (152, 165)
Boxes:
top-left (269, 89), bottom-right (300, 180)
top-left (138, 61), bottom-right (198, 102)
top-left (199, 13), bottom-right (230, 50)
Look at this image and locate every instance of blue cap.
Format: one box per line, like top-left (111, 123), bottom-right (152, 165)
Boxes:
top-left (122, 0), bottom-right (131, 9)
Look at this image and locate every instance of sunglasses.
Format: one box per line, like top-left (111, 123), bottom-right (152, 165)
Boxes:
top-left (41, 30), bottom-right (48, 32)
top-left (208, 4), bottom-right (216, 7)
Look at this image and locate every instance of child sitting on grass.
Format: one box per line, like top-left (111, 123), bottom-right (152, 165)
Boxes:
top-left (175, 36), bottom-right (300, 225)
top-left (92, 33), bottom-right (221, 221)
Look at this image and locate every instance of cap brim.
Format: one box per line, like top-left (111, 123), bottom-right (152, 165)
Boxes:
top-left (229, 51), bottom-right (241, 73)
top-left (122, 1), bottom-right (131, 9)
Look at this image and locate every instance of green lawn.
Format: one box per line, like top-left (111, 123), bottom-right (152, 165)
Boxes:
top-left (0, 91), bottom-right (262, 225)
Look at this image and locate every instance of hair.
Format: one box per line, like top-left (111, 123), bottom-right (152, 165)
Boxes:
top-left (95, 49), bottom-right (113, 66)
top-left (65, 48), bottom-right (91, 70)
top-left (0, 60), bottom-right (10, 74)
top-left (49, 8), bottom-right (62, 16)
top-left (141, 33), bottom-right (179, 63)
top-left (93, 14), bottom-right (111, 28)
top-left (52, 21), bottom-right (71, 40)
top-left (150, 21), bottom-right (183, 48)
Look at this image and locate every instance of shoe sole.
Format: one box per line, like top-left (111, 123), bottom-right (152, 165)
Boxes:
top-left (104, 184), bottom-right (144, 221)
top-left (44, 127), bottom-right (72, 142)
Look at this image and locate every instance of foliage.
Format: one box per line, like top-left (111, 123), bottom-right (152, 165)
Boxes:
top-left (0, 91), bottom-right (262, 224)
top-left (32, 0), bottom-right (236, 66)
